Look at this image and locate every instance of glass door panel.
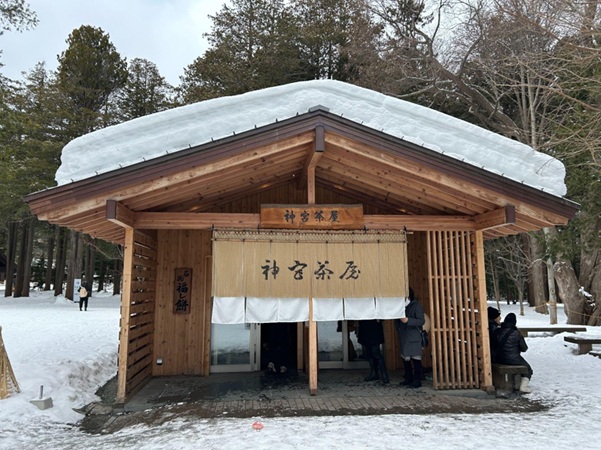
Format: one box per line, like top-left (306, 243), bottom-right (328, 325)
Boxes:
top-left (210, 323), bottom-right (260, 373)
top-left (317, 321), bottom-right (343, 368)
top-left (316, 320), bottom-right (369, 369)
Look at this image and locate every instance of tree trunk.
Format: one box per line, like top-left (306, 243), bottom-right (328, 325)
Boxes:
top-left (526, 232), bottom-right (547, 313)
top-left (546, 257), bottom-right (558, 324)
top-left (4, 222), bottom-right (17, 297)
top-left (20, 218), bottom-right (35, 297)
top-left (97, 258), bottom-right (106, 292)
top-left (54, 227), bottom-right (67, 296)
top-left (44, 228), bottom-right (55, 291)
top-left (86, 243), bottom-right (95, 293)
top-left (554, 259), bottom-right (587, 324)
top-left (13, 222), bottom-right (26, 298)
top-left (65, 230), bottom-right (83, 300)
top-left (113, 257), bottom-right (122, 296)
top-left (578, 216), bottom-right (601, 326)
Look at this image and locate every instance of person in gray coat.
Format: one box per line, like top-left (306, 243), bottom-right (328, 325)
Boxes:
top-left (395, 287), bottom-right (425, 388)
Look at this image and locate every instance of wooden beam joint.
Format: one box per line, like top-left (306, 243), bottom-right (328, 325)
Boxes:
top-left (475, 205), bottom-right (516, 231)
top-left (106, 200), bottom-right (135, 229)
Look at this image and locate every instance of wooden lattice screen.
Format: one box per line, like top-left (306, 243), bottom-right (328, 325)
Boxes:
top-left (427, 230), bottom-right (483, 389)
top-left (116, 230), bottom-right (157, 403)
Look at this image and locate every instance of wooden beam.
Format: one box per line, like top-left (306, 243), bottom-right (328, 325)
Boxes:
top-left (134, 212), bottom-right (260, 229)
top-left (298, 126), bottom-right (325, 196)
top-left (132, 212), bottom-right (479, 231)
top-left (365, 215), bottom-right (475, 231)
top-left (474, 205), bottom-right (516, 231)
top-left (106, 200), bottom-right (135, 229)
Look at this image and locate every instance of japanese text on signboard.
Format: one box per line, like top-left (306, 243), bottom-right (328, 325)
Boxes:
top-left (261, 259), bottom-right (360, 281)
top-left (173, 268), bottom-right (192, 314)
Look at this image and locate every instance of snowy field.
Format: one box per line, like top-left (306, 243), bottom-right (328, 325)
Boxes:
top-left (1, 287), bottom-right (600, 450)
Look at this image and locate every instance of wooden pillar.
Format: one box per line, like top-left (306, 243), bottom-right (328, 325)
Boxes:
top-left (116, 226), bottom-right (134, 403)
top-left (297, 323), bottom-right (304, 371)
top-left (308, 296), bottom-right (318, 395)
top-left (474, 230), bottom-right (494, 391)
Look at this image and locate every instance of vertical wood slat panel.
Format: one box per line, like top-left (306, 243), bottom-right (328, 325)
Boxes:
top-left (117, 230), bottom-right (157, 403)
top-left (428, 230), bottom-right (482, 390)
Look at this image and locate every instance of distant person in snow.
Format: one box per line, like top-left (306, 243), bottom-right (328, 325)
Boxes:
top-left (495, 312), bottom-right (532, 393)
top-left (78, 282), bottom-right (90, 311)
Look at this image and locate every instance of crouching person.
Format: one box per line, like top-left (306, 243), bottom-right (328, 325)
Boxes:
top-left (496, 312), bottom-right (533, 393)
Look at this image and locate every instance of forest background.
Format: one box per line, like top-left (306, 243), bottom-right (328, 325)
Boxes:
top-left (1, 0), bottom-right (600, 326)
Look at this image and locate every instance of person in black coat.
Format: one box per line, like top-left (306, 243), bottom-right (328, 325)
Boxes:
top-left (495, 312), bottom-right (533, 393)
top-left (394, 287), bottom-right (425, 388)
top-left (488, 306), bottom-right (501, 362)
top-left (357, 319), bottom-right (389, 384)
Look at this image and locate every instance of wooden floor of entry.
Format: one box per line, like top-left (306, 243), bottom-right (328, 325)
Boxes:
top-left (84, 370), bottom-right (547, 434)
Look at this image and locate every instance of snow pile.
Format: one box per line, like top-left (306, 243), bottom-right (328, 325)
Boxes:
top-left (55, 80), bottom-right (567, 197)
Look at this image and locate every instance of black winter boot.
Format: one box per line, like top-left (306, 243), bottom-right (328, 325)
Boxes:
top-left (408, 359), bottom-right (422, 388)
top-left (364, 358), bottom-right (379, 381)
top-left (400, 360), bottom-right (413, 386)
top-left (377, 359), bottom-right (389, 384)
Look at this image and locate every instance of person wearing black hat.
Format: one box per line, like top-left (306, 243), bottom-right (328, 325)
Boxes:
top-left (495, 312), bottom-right (533, 393)
top-left (487, 307), bottom-right (501, 362)
top-left (395, 287), bottom-right (425, 388)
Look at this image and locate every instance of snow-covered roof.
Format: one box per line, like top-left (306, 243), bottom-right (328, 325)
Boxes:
top-left (55, 79), bottom-right (567, 197)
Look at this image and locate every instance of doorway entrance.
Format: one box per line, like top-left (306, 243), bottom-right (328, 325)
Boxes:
top-left (211, 320), bottom-right (367, 373)
top-left (318, 320), bottom-right (367, 369)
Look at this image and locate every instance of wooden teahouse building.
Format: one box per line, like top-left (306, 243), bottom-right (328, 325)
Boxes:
top-left (25, 80), bottom-right (578, 403)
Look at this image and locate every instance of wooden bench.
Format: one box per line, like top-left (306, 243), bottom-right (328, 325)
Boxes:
top-left (519, 326), bottom-right (587, 337)
top-left (564, 336), bottom-right (601, 355)
top-left (492, 364), bottom-right (529, 392)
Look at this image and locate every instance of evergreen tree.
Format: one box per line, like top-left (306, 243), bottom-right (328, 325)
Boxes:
top-left (179, 0), bottom-right (306, 102)
top-left (117, 58), bottom-right (174, 121)
top-left (56, 25), bottom-right (127, 136)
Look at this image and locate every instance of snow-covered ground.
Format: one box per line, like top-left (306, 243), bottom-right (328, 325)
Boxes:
top-left (1, 288), bottom-right (600, 449)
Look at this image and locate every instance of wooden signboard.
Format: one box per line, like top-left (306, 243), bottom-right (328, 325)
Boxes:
top-left (173, 268), bottom-right (192, 314)
top-left (260, 204), bottom-right (363, 229)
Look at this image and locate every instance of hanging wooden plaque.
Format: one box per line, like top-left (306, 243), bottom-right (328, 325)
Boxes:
top-left (173, 268), bottom-right (192, 314)
top-left (260, 204), bottom-right (363, 229)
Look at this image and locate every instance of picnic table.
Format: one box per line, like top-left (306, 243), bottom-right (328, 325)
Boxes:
top-left (519, 326), bottom-right (587, 337)
top-left (563, 335), bottom-right (601, 355)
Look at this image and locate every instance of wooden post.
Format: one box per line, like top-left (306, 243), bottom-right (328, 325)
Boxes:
top-left (116, 227), bottom-right (135, 403)
top-left (297, 323), bottom-right (304, 371)
top-left (308, 296), bottom-right (318, 395)
top-left (474, 230), bottom-right (494, 391)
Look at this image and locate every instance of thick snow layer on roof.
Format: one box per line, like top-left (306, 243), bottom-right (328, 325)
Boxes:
top-left (55, 79), bottom-right (567, 197)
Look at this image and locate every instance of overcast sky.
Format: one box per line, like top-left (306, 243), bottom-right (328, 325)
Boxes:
top-left (0, 0), bottom-right (228, 86)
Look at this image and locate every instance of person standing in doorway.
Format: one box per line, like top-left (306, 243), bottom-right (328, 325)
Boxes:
top-left (78, 282), bottom-right (90, 311)
top-left (357, 319), bottom-right (389, 384)
top-left (395, 287), bottom-right (425, 388)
